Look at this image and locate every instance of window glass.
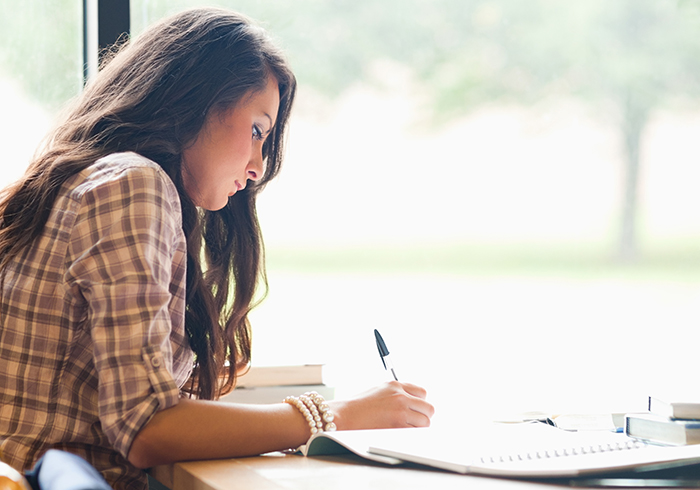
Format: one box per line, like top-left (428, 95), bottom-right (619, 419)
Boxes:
top-left (137, 1), bottom-right (700, 415)
top-left (0, 0), bottom-right (82, 187)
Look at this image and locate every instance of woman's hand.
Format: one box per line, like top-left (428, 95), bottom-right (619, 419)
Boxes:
top-left (328, 381), bottom-right (435, 431)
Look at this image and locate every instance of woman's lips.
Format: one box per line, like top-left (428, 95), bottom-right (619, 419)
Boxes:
top-left (229, 180), bottom-right (245, 196)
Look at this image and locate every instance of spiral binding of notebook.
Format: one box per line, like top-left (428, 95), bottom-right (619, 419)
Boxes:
top-left (356, 424), bottom-right (700, 478)
top-left (478, 439), bottom-right (648, 466)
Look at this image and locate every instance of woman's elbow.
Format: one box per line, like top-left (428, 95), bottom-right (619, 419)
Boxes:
top-left (127, 429), bottom-right (163, 469)
top-left (127, 400), bottom-right (190, 468)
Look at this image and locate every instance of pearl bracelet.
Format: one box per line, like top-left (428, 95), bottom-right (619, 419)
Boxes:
top-left (299, 394), bottom-right (324, 432)
top-left (305, 391), bottom-right (336, 431)
top-left (284, 391), bottom-right (336, 436)
top-left (284, 395), bottom-right (319, 434)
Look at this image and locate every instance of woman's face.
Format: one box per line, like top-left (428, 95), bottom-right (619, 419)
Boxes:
top-left (182, 76), bottom-right (280, 211)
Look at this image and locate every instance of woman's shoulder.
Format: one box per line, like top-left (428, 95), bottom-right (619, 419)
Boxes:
top-left (86, 151), bottom-right (174, 188)
top-left (70, 152), bottom-right (179, 203)
top-left (94, 151), bottom-right (162, 171)
top-left (60, 152), bottom-right (183, 228)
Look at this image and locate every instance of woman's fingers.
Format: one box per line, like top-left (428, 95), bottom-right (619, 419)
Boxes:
top-left (410, 397), bottom-right (436, 421)
top-left (384, 381), bottom-right (435, 427)
top-left (406, 409), bottom-right (432, 428)
top-left (329, 381), bottom-right (435, 430)
top-left (398, 382), bottom-right (428, 400)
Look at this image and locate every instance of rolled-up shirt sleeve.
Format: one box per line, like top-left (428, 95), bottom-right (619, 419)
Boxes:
top-left (64, 161), bottom-right (186, 459)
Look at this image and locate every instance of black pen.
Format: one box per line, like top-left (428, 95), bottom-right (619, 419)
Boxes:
top-left (374, 329), bottom-right (399, 381)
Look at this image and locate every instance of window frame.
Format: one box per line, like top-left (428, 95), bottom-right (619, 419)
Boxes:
top-left (83, 0), bottom-right (130, 83)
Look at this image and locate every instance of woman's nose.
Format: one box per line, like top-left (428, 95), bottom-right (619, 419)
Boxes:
top-left (247, 150), bottom-right (266, 182)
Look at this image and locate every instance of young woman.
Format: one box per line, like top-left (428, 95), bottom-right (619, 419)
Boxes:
top-left (0, 8), bottom-right (434, 490)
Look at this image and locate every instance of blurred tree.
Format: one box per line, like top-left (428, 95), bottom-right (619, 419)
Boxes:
top-left (211, 0), bottom-right (700, 260)
top-left (400, 0), bottom-right (700, 260)
top-left (0, 0), bottom-right (82, 110)
top-left (5, 0), bottom-right (700, 258)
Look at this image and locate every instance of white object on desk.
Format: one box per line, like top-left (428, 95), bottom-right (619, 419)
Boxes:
top-left (300, 422), bottom-right (700, 478)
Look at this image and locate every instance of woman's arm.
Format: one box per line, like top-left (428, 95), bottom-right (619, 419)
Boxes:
top-left (127, 397), bottom-right (309, 468)
top-left (127, 380), bottom-right (434, 468)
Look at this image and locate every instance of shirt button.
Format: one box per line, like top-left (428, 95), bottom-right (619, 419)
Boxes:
top-left (151, 356), bottom-right (161, 368)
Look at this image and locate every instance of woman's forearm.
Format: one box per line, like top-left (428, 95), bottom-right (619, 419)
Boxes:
top-left (127, 398), bottom-right (310, 468)
top-left (127, 381), bottom-right (434, 469)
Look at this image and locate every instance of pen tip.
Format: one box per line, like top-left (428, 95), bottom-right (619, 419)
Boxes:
top-left (374, 329), bottom-right (389, 356)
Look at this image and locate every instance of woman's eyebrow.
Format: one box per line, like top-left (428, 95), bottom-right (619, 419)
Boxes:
top-left (263, 113), bottom-right (274, 133)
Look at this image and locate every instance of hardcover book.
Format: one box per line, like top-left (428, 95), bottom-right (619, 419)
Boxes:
top-left (649, 397), bottom-right (700, 421)
top-left (220, 384), bottom-right (334, 405)
top-left (235, 364), bottom-right (324, 388)
top-left (625, 413), bottom-right (700, 446)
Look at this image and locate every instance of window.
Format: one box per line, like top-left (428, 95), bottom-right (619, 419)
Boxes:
top-left (4, 1), bottom-right (700, 418)
top-left (0, 0), bottom-right (82, 186)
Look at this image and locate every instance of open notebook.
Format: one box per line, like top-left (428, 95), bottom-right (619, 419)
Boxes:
top-left (298, 422), bottom-right (700, 478)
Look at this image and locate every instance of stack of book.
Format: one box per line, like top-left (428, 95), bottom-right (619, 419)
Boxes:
top-left (624, 397), bottom-right (700, 446)
top-left (218, 364), bottom-right (334, 404)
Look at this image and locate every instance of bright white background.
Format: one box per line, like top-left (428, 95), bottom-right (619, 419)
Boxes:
top-left (2, 62), bottom-right (699, 426)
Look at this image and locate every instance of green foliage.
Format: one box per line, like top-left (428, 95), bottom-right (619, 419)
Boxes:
top-left (2, 1), bottom-right (698, 262)
top-left (210, 0), bottom-right (700, 120)
top-left (0, 0), bottom-right (82, 109)
top-left (5, 0), bottom-right (700, 117)
top-left (265, 240), bottom-right (700, 281)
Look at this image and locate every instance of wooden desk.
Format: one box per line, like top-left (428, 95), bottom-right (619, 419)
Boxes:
top-left (150, 453), bottom-right (590, 490)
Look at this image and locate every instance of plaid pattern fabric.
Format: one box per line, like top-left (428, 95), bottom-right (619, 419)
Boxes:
top-left (0, 152), bottom-right (193, 490)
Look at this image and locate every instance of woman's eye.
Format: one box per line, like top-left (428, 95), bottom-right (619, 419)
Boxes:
top-left (252, 125), bottom-right (264, 141)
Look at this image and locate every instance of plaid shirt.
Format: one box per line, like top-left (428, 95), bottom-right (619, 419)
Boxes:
top-left (0, 152), bottom-right (193, 490)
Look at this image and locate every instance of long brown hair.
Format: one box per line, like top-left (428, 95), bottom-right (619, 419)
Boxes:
top-left (0, 8), bottom-right (296, 400)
